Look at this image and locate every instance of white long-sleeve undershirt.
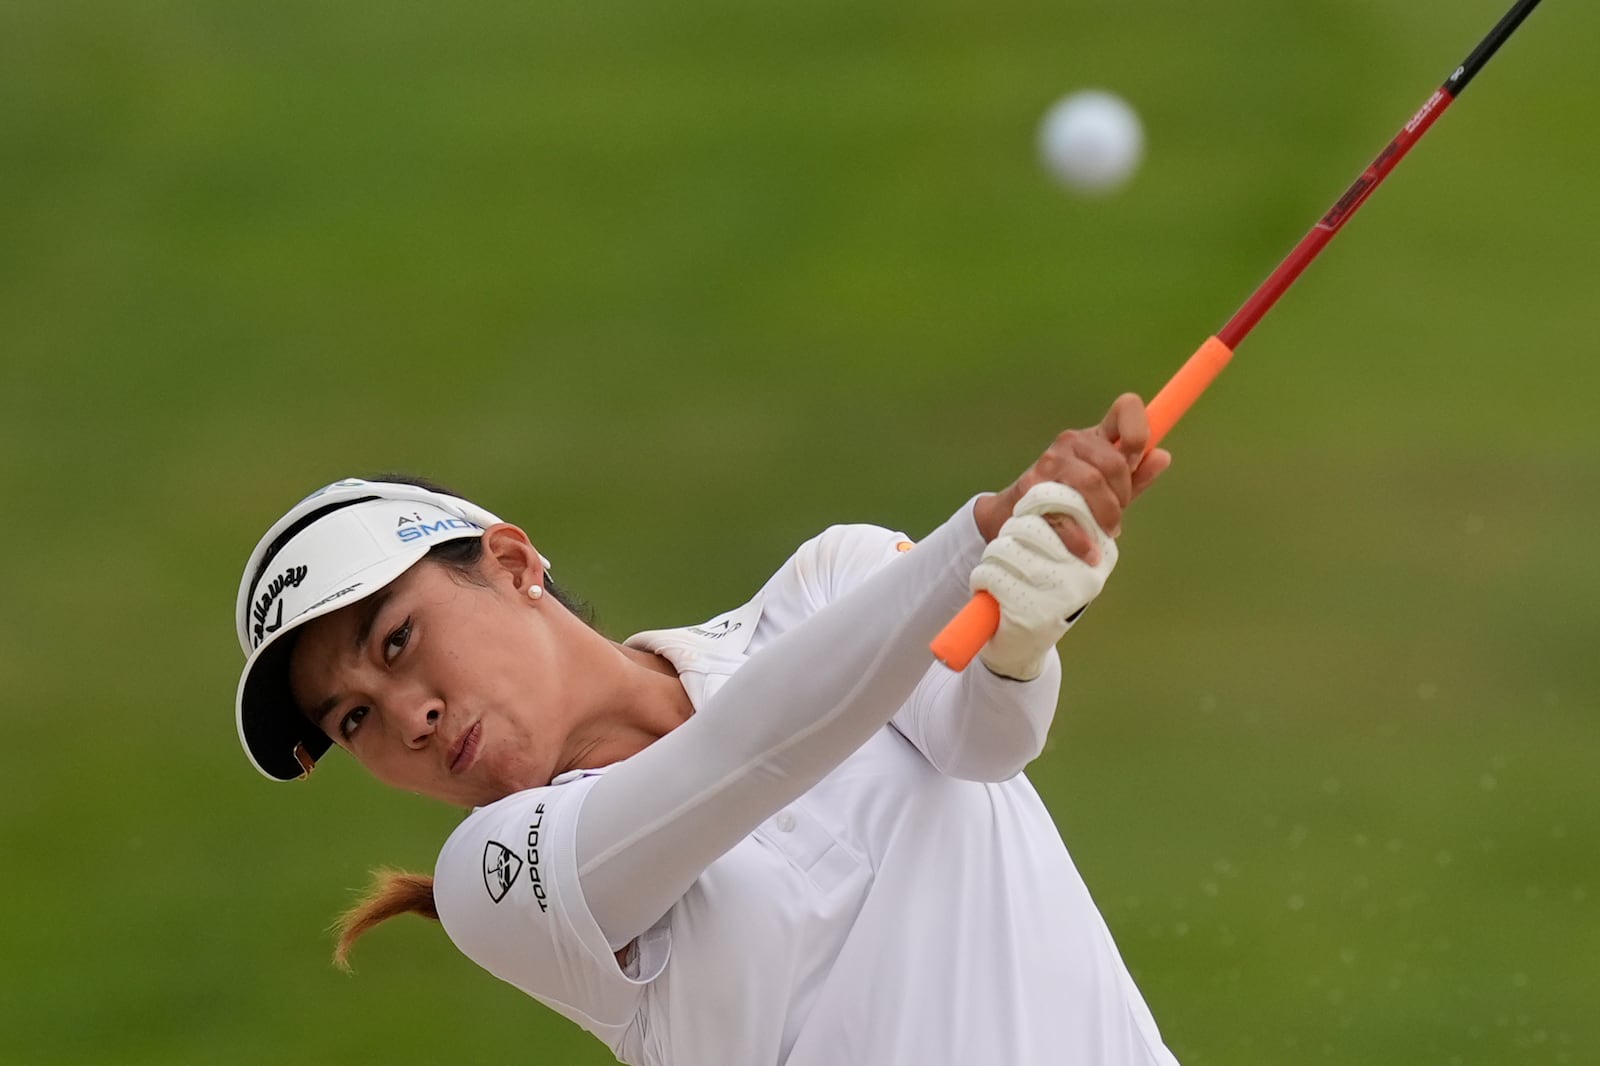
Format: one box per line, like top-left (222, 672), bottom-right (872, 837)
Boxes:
top-left (753, 516), bottom-right (1063, 784)
top-left (577, 499), bottom-right (1059, 950)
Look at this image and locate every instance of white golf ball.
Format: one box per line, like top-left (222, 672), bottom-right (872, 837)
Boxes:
top-left (1037, 90), bottom-right (1145, 194)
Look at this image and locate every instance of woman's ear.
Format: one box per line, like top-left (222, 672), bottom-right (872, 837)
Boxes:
top-left (478, 524), bottom-right (547, 598)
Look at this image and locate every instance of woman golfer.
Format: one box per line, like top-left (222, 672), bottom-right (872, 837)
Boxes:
top-left (234, 394), bottom-right (1179, 1065)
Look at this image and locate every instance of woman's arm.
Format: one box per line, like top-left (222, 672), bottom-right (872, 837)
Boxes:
top-left (890, 643), bottom-right (1064, 782)
top-left (579, 395), bottom-right (1172, 949)
top-left (758, 517), bottom-right (1074, 783)
top-left (577, 497), bottom-right (988, 949)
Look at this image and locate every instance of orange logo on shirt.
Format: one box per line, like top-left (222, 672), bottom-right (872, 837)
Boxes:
top-left (895, 541), bottom-right (914, 553)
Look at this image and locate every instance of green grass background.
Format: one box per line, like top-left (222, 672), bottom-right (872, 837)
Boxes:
top-left (2, 1), bottom-right (1595, 1063)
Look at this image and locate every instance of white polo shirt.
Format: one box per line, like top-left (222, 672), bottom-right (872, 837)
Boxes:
top-left (435, 519), bottom-right (1178, 1066)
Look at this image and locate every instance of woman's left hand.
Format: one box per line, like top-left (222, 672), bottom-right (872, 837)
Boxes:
top-left (973, 393), bottom-right (1173, 561)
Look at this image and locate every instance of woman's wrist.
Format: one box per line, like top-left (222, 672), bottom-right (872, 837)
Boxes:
top-left (971, 490), bottom-right (1016, 544)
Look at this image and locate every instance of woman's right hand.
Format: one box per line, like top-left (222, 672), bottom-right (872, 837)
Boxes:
top-left (972, 393), bottom-right (1173, 562)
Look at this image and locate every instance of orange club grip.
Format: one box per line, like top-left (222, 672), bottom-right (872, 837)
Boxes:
top-left (927, 590), bottom-right (1001, 672)
top-left (929, 336), bottom-right (1235, 671)
top-left (1143, 335), bottom-right (1233, 456)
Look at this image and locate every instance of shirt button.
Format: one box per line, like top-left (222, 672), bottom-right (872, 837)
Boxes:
top-left (775, 812), bottom-right (796, 833)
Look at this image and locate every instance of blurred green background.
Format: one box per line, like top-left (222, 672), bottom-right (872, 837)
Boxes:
top-left (3, 0), bottom-right (1595, 1062)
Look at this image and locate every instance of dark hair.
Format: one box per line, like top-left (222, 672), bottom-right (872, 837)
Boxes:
top-left (327, 474), bottom-right (592, 969)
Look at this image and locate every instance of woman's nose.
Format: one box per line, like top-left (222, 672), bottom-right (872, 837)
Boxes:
top-left (404, 704), bottom-right (443, 749)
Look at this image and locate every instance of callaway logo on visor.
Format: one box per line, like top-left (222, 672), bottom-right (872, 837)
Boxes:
top-left (251, 565), bottom-right (309, 648)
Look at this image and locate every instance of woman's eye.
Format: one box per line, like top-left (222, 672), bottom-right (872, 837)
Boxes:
top-left (383, 618), bottom-right (412, 663)
top-left (340, 706), bottom-right (369, 739)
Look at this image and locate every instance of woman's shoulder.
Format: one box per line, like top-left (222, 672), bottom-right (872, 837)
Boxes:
top-left (432, 773), bottom-right (657, 1036)
top-left (760, 521), bottom-right (916, 612)
top-left (435, 777), bottom-right (596, 920)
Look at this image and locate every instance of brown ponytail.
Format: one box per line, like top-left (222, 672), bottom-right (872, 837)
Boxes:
top-left (331, 868), bottom-right (440, 971)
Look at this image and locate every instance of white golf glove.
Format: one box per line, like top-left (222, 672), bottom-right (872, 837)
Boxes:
top-left (970, 482), bottom-right (1118, 681)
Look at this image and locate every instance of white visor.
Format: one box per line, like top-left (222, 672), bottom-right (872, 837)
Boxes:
top-left (233, 479), bottom-right (548, 782)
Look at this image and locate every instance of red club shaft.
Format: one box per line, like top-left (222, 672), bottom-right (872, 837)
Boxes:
top-left (1219, 87), bottom-right (1458, 349)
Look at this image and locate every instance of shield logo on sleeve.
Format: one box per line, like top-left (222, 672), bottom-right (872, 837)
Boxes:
top-left (483, 841), bottom-right (524, 904)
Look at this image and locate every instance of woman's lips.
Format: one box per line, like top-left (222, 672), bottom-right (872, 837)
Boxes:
top-left (448, 721), bottom-right (482, 774)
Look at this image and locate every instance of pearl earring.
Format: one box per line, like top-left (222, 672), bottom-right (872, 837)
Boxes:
top-left (528, 584), bottom-right (544, 600)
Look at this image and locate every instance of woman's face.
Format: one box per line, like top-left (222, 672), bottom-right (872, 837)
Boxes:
top-left (287, 533), bottom-right (566, 808)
